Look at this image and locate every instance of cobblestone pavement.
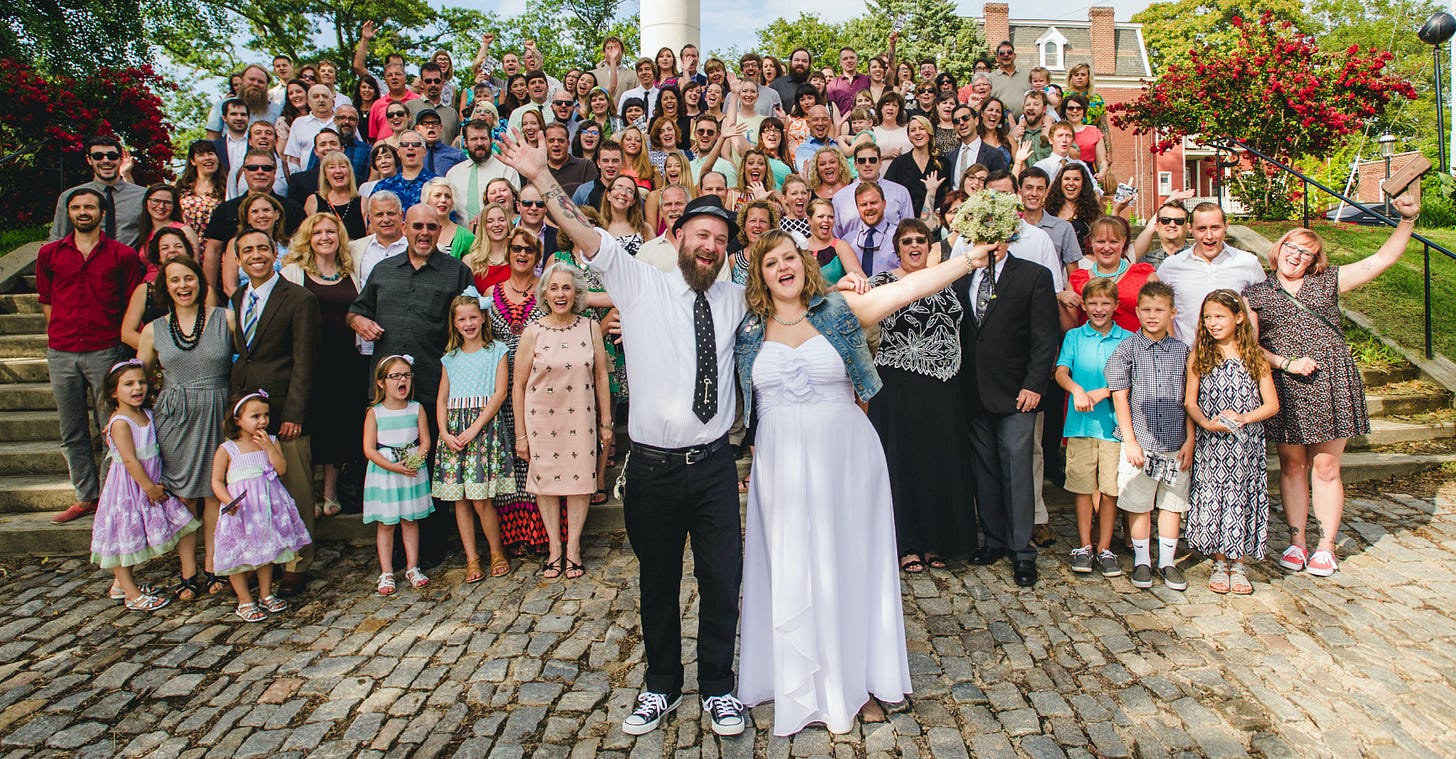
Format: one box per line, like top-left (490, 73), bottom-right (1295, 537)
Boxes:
top-left (2, 473), bottom-right (1455, 759)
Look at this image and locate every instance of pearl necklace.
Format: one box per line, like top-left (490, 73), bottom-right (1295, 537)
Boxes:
top-left (771, 309), bottom-right (808, 326)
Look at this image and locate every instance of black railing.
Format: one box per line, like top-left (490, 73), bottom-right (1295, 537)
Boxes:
top-left (1208, 136), bottom-right (1452, 360)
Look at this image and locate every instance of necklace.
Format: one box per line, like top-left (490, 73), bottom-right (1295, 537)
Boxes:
top-left (1092, 259), bottom-right (1130, 280)
top-left (315, 269), bottom-right (343, 282)
top-left (771, 309), bottom-right (808, 326)
top-left (493, 283), bottom-right (537, 335)
top-left (509, 280), bottom-right (534, 296)
top-left (168, 306), bottom-right (207, 352)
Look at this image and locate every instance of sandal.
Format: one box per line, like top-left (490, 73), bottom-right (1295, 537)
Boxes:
top-left (1208, 560), bottom-right (1230, 594)
top-left (377, 572), bottom-right (396, 596)
top-left (204, 572), bottom-right (228, 595)
top-left (235, 602), bottom-right (266, 622)
top-left (925, 554), bottom-right (948, 570)
top-left (591, 488), bottom-right (609, 505)
top-left (541, 555), bottom-right (564, 579)
top-left (489, 551), bottom-right (511, 578)
top-left (564, 558), bottom-right (585, 579)
top-left (464, 558), bottom-right (486, 584)
top-left (125, 593), bottom-right (170, 612)
top-left (1228, 564), bottom-right (1253, 595)
top-left (405, 567), bottom-right (430, 589)
top-left (175, 574), bottom-right (204, 601)
top-left (900, 554), bottom-right (925, 574)
top-left (110, 582), bottom-right (158, 600)
top-left (258, 594), bottom-right (288, 613)
top-left (320, 498), bottom-right (342, 517)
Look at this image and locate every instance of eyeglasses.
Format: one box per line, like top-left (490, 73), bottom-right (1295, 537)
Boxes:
top-left (581, 129), bottom-right (601, 136)
top-left (898, 235), bottom-right (928, 245)
top-left (1157, 216), bottom-right (1187, 226)
top-left (1282, 241), bottom-right (1317, 258)
top-left (1064, 104), bottom-right (1084, 111)
top-left (952, 115), bottom-right (975, 125)
top-left (384, 372), bottom-right (413, 380)
top-left (90, 151), bottom-right (121, 161)
top-left (509, 244), bottom-right (536, 253)
top-left (855, 156), bottom-right (879, 165)
top-left (147, 197), bottom-right (174, 205)
top-left (997, 49), bottom-right (1015, 57)
top-left (408, 222), bottom-right (441, 230)
top-left (696, 130), bottom-right (716, 137)
top-left (519, 200), bottom-right (546, 208)
top-left (398, 141), bottom-right (424, 148)
top-left (242, 164), bottom-right (274, 172)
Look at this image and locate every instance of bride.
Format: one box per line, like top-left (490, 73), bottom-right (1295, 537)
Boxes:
top-left (734, 229), bottom-right (991, 735)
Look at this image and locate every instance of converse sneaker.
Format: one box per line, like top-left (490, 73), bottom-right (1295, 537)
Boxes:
top-left (1305, 549), bottom-right (1338, 577)
top-left (1130, 563), bottom-right (1153, 589)
top-left (622, 691), bottom-right (680, 735)
top-left (1096, 550), bottom-right (1123, 577)
top-left (1278, 544), bottom-right (1307, 572)
top-left (702, 693), bottom-right (746, 736)
top-left (1070, 545), bottom-right (1094, 573)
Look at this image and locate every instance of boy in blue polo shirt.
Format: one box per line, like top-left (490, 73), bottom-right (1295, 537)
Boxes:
top-left (1055, 277), bottom-right (1131, 577)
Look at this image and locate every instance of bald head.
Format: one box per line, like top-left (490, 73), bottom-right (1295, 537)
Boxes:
top-left (404, 204), bottom-right (441, 257)
top-left (307, 83), bottom-right (335, 117)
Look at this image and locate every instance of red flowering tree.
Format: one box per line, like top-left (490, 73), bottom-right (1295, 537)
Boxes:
top-left (0, 59), bottom-right (175, 230)
top-left (1112, 12), bottom-right (1417, 219)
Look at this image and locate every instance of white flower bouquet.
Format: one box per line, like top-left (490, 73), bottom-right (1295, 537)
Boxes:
top-left (951, 189), bottom-right (1024, 244)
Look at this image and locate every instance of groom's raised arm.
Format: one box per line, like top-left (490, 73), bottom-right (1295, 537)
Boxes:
top-left (495, 130), bottom-right (602, 260)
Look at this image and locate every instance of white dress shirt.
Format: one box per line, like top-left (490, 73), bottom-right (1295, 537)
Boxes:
top-left (241, 272), bottom-right (282, 328)
top-left (968, 253), bottom-right (1011, 310)
top-left (1156, 244), bottom-right (1266, 344)
top-left (350, 234), bottom-right (409, 356)
top-left (283, 114), bottom-right (335, 165)
top-left (1007, 221), bottom-right (1064, 291)
top-left (587, 228), bottom-right (745, 448)
top-left (224, 133), bottom-right (250, 199)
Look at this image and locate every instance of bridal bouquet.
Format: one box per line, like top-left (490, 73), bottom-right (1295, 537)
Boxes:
top-left (951, 189), bottom-right (1023, 244)
top-left (393, 443), bottom-right (429, 473)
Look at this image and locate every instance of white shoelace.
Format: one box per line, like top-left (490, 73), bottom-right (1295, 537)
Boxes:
top-left (632, 692), bottom-right (670, 718)
top-left (702, 694), bottom-right (744, 721)
top-left (1070, 546), bottom-right (1093, 558)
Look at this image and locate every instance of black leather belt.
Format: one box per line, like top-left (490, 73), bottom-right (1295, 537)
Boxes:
top-left (631, 435), bottom-right (729, 466)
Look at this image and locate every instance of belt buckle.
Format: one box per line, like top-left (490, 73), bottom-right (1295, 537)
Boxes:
top-left (683, 447), bottom-right (705, 465)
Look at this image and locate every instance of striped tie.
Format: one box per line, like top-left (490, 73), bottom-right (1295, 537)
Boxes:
top-left (243, 292), bottom-right (259, 347)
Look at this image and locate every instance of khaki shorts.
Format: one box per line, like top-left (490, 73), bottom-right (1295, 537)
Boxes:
top-left (1064, 437), bottom-right (1121, 497)
top-left (1116, 445), bottom-right (1190, 514)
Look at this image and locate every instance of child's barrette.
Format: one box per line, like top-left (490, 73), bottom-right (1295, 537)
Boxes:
top-left (110, 358), bottom-right (144, 374)
top-left (232, 389), bottom-right (270, 416)
top-left (461, 285), bottom-right (488, 309)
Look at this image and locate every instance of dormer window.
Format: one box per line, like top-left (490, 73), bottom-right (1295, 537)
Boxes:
top-left (1036, 27), bottom-right (1069, 70)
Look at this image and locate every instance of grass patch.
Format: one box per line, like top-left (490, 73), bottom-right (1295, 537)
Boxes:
top-left (0, 225), bottom-right (47, 255)
top-left (1244, 221), bottom-right (1456, 360)
top-left (1344, 321), bottom-right (1406, 370)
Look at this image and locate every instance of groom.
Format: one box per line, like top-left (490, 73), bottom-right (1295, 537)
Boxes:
top-left (498, 131), bottom-right (749, 737)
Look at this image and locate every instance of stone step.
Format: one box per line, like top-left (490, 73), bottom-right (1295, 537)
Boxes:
top-left (0, 358), bottom-right (49, 384)
top-left (0, 441), bottom-right (69, 477)
top-left (0, 334), bottom-right (47, 359)
top-left (0, 382), bottom-right (58, 411)
top-left (0, 293), bottom-right (41, 315)
top-left (1366, 391), bottom-right (1452, 418)
top-left (0, 313), bottom-right (45, 336)
top-left (1360, 364), bottom-right (1421, 386)
top-left (0, 475), bottom-right (75, 514)
top-left (0, 410), bottom-right (61, 442)
top-left (19, 274), bottom-right (35, 291)
top-left (1350, 417), bottom-right (1456, 448)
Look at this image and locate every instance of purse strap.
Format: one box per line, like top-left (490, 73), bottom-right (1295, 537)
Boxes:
top-left (1270, 279), bottom-right (1341, 336)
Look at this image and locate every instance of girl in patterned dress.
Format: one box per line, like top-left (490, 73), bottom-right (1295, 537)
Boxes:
top-left (363, 355), bottom-right (435, 595)
top-left (1184, 291), bottom-right (1280, 595)
top-left (91, 360), bottom-right (201, 612)
top-left (435, 292), bottom-right (515, 584)
top-left (210, 390), bottom-right (314, 622)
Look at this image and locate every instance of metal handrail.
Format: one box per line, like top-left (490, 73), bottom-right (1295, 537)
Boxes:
top-left (1207, 136), bottom-right (1448, 359)
top-left (0, 140), bottom-right (46, 167)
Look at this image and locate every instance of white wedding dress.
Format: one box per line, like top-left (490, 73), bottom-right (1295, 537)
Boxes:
top-left (738, 335), bottom-right (913, 736)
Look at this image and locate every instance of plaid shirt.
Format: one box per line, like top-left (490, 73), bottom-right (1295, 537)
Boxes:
top-left (1104, 330), bottom-right (1189, 453)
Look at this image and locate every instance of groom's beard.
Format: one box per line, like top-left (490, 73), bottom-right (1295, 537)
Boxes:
top-left (678, 242), bottom-right (725, 291)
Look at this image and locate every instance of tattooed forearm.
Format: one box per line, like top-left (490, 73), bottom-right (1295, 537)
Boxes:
top-left (542, 186), bottom-right (592, 229)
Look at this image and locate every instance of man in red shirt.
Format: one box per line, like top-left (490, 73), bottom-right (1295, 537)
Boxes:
top-left (37, 188), bottom-right (144, 523)
top-left (367, 62), bottom-right (421, 142)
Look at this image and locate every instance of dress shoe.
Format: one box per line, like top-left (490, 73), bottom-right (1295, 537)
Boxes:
top-left (968, 547), bottom-right (1002, 566)
top-left (276, 571), bottom-right (308, 597)
top-left (1013, 560), bottom-right (1038, 587)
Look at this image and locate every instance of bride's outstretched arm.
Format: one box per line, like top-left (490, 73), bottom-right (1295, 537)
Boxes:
top-left (843, 241), bottom-right (994, 326)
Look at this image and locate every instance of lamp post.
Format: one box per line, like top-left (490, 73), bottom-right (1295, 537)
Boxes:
top-left (1378, 132), bottom-right (1396, 217)
top-left (1418, 11), bottom-right (1455, 173)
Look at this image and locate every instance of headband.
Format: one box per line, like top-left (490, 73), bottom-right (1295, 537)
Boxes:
top-left (232, 389), bottom-right (269, 417)
top-left (110, 358), bottom-right (144, 374)
top-left (380, 354), bottom-right (415, 367)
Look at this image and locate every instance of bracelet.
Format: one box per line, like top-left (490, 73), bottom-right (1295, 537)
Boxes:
top-left (1281, 357), bottom-right (1292, 371)
top-left (962, 250), bottom-right (975, 275)
top-left (600, 421), bottom-right (613, 427)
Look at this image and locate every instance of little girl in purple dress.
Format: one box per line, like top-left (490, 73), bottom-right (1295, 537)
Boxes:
top-left (209, 390), bottom-right (313, 622)
top-left (90, 360), bottom-right (200, 612)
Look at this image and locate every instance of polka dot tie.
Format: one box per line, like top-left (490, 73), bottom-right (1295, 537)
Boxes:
top-left (693, 291), bottom-right (717, 423)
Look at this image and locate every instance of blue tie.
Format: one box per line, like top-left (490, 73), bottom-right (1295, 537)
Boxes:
top-left (243, 292), bottom-right (259, 347)
top-left (860, 227), bottom-right (878, 275)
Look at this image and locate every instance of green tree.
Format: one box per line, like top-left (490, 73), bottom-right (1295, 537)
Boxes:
top-left (1, 0), bottom-right (210, 76)
top-left (857, 0), bottom-right (985, 81)
top-left (1132, 0), bottom-right (1307, 73)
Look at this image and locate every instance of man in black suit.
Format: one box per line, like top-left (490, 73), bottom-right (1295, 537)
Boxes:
top-left (231, 227), bottom-right (322, 596)
top-left (953, 217), bottom-right (1059, 587)
top-left (941, 104), bottom-right (1010, 185)
top-left (285, 128), bottom-right (343, 201)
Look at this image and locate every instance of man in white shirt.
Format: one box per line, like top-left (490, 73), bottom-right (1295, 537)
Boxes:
top-left (496, 134), bottom-right (751, 740)
top-left (283, 84), bottom-right (337, 168)
top-left (618, 58), bottom-right (660, 118)
top-left (506, 70), bottom-right (553, 132)
top-left (1031, 122), bottom-right (1081, 180)
top-left (268, 54), bottom-right (295, 107)
top-left (216, 99), bottom-right (252, 198)
top-left (446, 120), bottom-right (521, 221)
top-left (1156, 202), bottom-right (1265, 344)
top-left (943, 105), bottom-right (1010, 181)
top-left (350, 191), bottom-right (408, 288)
top-left (831, 143), bottom-right (913, 239)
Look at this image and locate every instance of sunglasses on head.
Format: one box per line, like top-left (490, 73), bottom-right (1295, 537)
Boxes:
top-left (90, 151), bottom-right (121, 161)
top-left (1157, 216), bottom-right (1187, 226)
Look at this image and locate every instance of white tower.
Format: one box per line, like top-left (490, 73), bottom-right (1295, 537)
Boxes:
top-left (639, 0), bottom-right (700, 60)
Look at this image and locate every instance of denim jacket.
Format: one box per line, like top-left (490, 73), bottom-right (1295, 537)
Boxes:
top-left (735, 290), bottom-right (883, 420)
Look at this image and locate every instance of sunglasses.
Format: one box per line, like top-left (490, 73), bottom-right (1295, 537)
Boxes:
top-left (384, 372), bottom-right (413, 380)
top-left (408, 222), bottom-right (440, 230)
top-left (1064, 104), bottom-right (1084, 111)
top-left (1157, 216), bottom-right (1187, 226)
top-left (509, 244), bottom-right (536, 253)
top-left (421, 78), bottom-right (442, 84)
top-left (519, 200), bottom-right (546, 208)
top-left (952, 115), bottom-right (974, 125)
top-left (90, 151), bottom-right (121, 161)
top-left (552, 100), bottom-right (573, 107)
top-left (997, 49), bottom-right (1015, 56)
top-left (242, 164), bottom-right (274, 172)
top-left (855, 156), bottom-right (879, 165)
top-left (898, 235), bottom-right (928, 245)
top-left (387, 111), bottom-right (408, 118)
top-left (398, 141), bottom-right (425, 148)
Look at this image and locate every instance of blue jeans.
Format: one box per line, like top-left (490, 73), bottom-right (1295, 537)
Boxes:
top-left (47, 345), bottom-right (126, 502)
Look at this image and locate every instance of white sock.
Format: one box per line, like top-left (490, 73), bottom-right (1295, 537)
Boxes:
top-left (1159, 536), bottom-right (1179, 568)
top-left (1131, 538), bottom-right (1150, 566)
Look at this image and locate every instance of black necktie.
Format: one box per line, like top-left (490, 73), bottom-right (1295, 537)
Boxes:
top-left (427, 146), bottom-right (437, 174)
top-left (860, 227), bottom-right (878, 275)
top-left (975, 265), bottom-right (995, 323)
top-left (104, 185), bottom-right (116, 239)
top-left (692, 291), bottom-right (718, 423)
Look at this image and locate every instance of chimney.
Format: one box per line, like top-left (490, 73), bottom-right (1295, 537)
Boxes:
top-left (1089, 7), bottom-right (1117, 77)
top-left (984, 3), bottom-right (1010, 52)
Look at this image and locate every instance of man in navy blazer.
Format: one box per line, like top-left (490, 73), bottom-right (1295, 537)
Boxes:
top-left (941, 104), bottom-right (1010, 187)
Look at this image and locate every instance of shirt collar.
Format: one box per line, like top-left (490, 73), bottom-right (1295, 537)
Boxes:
top-left (1077, 321), bottom-right (1129, 340)
top-left (369, 235), bottom-right (408, 253)
top-left (246, 272), bottom-right (281, 300)
top-left (960, 137), bottom-right (983, 152)
top-left (1133, 329), bottom-right (1178, 349)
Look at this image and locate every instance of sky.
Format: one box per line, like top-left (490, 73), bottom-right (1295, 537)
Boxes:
top-left (453, 0), bottom-right (1160, 56)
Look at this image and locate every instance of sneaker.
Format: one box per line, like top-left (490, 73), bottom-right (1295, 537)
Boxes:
top-left (1096, 550), bottom-right (1123, 577)
top-left (1130, 563), bottom-right (1153, 589)
top-left (622, 691), bottom-right (681, 735)
top-left (1160, 565), bottom-right (1187, 591)
top-left (702, 693), bottom-right (746, 736)
top-left (1278, 545), bottom-right (1307, 572)
top-left (1069, 546), bottom-right (1094, 573)
top-left (52, 500), bottom-right (98, 524)
top-left (1306, 549), bottom-right (1338, 577)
